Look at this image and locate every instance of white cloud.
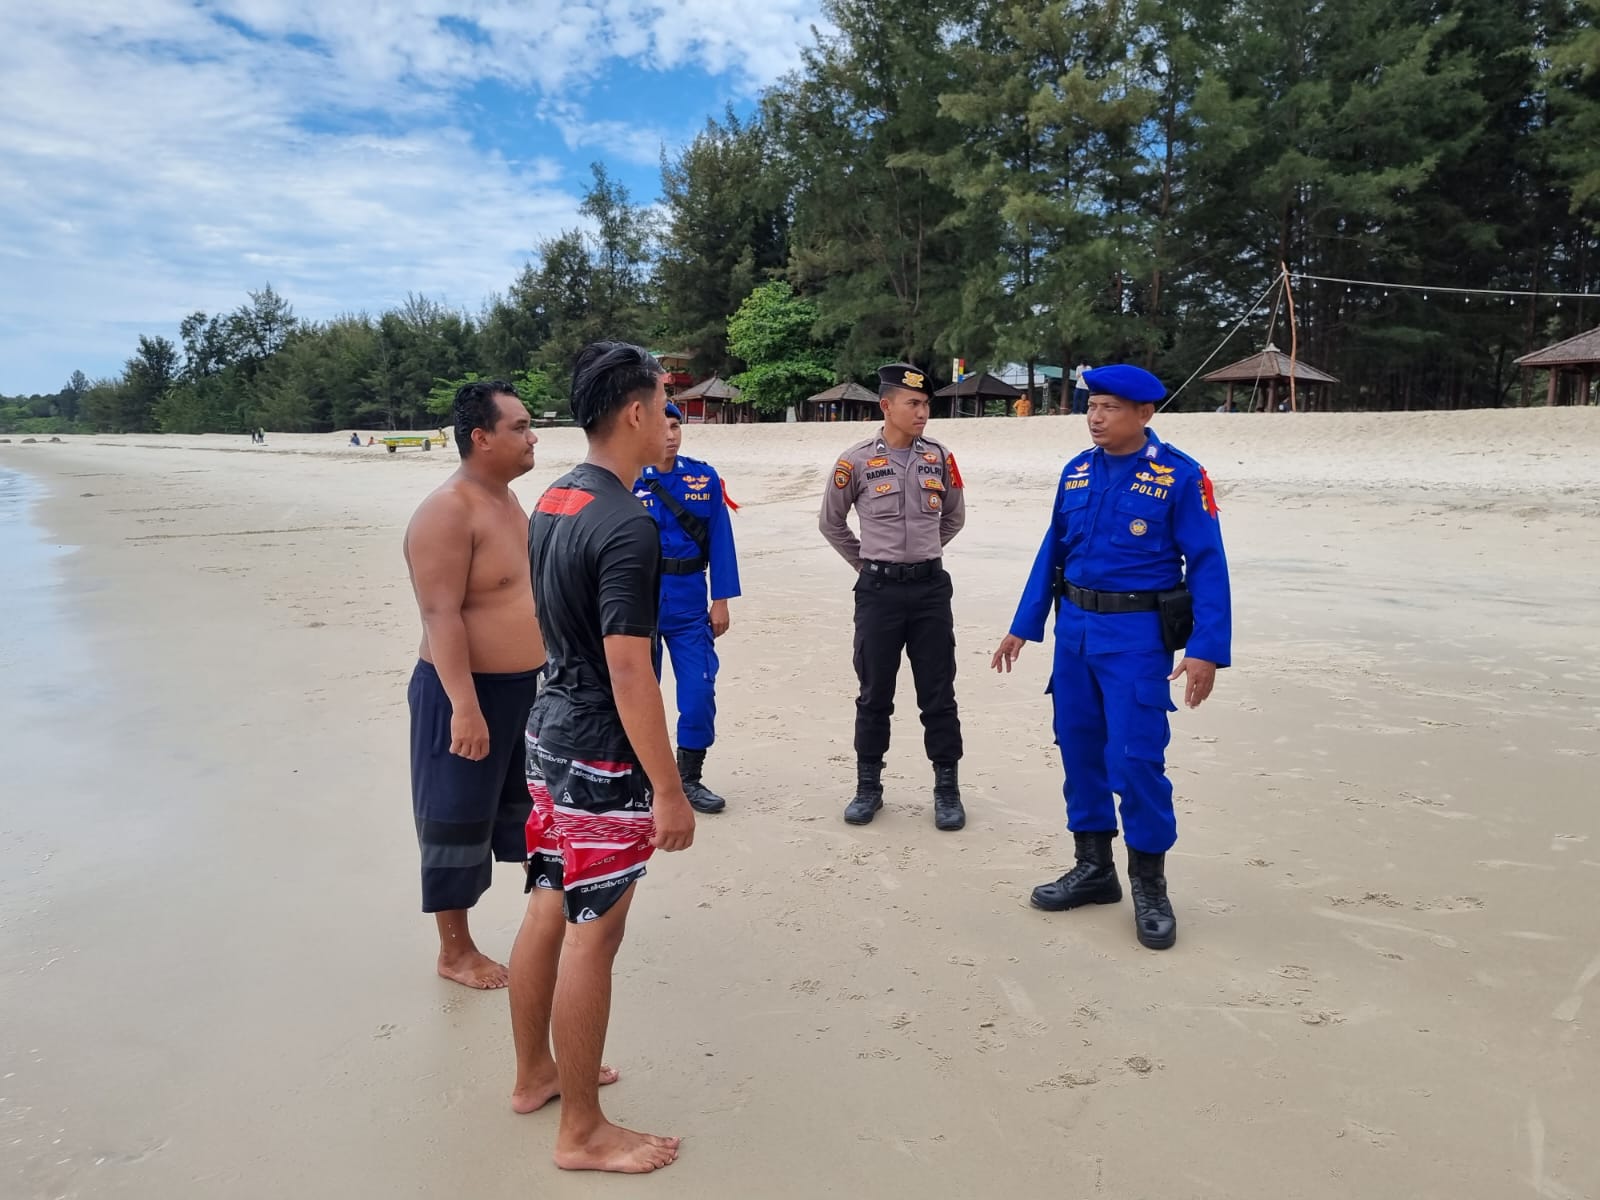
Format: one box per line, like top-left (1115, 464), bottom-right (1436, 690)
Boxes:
top-left (0, 1), bottom-right (828, 391)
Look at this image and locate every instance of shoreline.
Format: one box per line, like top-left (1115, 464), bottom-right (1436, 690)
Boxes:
top-left (2, 410), bottom-right (1597, 1200)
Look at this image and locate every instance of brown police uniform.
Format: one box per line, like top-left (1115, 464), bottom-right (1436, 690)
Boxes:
top-left (818, 363), bottom-right (967, 829)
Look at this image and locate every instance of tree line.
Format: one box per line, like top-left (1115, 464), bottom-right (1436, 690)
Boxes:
top-left (5, 0), bottom-right (1598, 435)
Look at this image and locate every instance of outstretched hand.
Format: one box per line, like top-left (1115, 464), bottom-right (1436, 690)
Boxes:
top-left (991, 635), bottom-right (1027, 673)
top-left (1168, 658), bottom-right (1217, 708)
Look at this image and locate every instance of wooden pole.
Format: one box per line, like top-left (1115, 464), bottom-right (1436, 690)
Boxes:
top-left (1227, 382), bottom-right (1235, 412)
top-left (1547, 371), bottom-right (1558, 407)
top-left (1280, 261), bottom-right (1300, 413)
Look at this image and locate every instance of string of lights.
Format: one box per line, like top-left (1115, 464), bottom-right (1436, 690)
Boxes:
top-left (1288, 271), bottom-right (1598, 303)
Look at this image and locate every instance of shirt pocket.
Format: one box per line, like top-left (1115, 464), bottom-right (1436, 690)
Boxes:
top-left (1057, 485), bottom-right (1091, 539)
top-left (916, 475), bottom-right (946, 515)
top-left (1110, 492), bottom-right (1174, 553)
top-left (865, 475), bottom-right (904, 516)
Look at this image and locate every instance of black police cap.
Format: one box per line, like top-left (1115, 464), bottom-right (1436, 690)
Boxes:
top-left (877, 362), bottom-right (932, 397)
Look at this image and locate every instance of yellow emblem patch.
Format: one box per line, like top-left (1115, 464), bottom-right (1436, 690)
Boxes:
top-left (867, 455), bottom-right (889, 468)
top-left (922, 451), bottom-right (939, 464)
top-left (1071, 460), bottom-right (1090, 475)
top-left (903, 370), bottom-right (925, 390)
top-left (1129, 519), bottom-right (1149, 537)
top-left (928, 494), bottom-right (941, 511)
top-left (874, 481), bottom-right (894, 495)
top-left (921, 477), bottom-right (944, 491)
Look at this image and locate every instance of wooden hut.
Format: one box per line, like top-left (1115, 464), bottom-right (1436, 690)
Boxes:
top-left (1201, 342), bottom-right (1338, 412)
top-left (933, 371), bottom-right (1025, 418)
top-left (804, 381), bottom-right (879, 422)
top-left (673, 375), bottom-right (749, 424)
top-left (651, 350), bottom-right (695, 395)
top-left (1514, 326), bottom-right (1600, 406)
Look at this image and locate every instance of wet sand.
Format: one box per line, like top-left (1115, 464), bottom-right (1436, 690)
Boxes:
top-left (1, 410), bottom-right (1597, 1199)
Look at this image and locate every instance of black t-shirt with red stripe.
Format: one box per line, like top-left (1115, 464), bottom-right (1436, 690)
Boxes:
top-left (528, 462), bottom-right (661, 759)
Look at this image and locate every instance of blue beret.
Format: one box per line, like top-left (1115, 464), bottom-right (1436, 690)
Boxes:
top-left (665, 401), bottom-right (683, 421)
top-left (1082, 364), bottom-right (1165, 404)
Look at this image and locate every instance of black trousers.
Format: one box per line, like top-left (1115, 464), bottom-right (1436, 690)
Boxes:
top-left (852, 568), bottom-right (963, 764)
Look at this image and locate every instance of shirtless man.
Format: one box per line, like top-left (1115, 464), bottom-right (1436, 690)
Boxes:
top-left (404, 379), bottom-right (545, 989)
top-left (511, 342), bottom-right (694, 1173)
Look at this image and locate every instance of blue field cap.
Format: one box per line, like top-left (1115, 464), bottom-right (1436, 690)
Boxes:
top-left (1082, 364), bottom-right (1165, 404)
top-left (665, 401), bottom-right (683, 420)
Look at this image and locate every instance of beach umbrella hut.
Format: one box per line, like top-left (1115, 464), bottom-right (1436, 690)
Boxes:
top-left (1513, 325), bottom-right (1600, 406)
top-left (803, 381), bottom-right (879, 422)
top-left (673, 374), bottom-right (749, 424)
top-left (1201, 342), bottom-right (1338, 412)
top-left (933, 371), bottom-right (1025, 418)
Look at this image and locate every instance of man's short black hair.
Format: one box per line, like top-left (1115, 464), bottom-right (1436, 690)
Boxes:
top-left (570, 342), bottom-right (663, 434)
top-left (454, 379), bottom-right (520, 456)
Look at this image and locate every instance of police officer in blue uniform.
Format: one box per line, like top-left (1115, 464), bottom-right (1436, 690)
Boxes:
top-left (634, 401), bottom-right (742, 813)
top-left (991, 364), bottom-right (1231, 949)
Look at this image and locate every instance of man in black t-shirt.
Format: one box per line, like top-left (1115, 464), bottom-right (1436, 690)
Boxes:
top-left (507, 342), bottom-right (694, 1176)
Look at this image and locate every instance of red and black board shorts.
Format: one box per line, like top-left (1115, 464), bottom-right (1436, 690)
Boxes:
top-left (524, 712), bottom-right (655, 924)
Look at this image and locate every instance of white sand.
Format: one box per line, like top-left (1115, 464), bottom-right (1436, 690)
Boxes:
top-left (2, 408), bottom-right (1597, 1199)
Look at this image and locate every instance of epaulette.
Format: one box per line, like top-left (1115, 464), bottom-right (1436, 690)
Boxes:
top-left (677, 453), bottom-right (715, 474)
top-left (1158, 443), bottom-right (1204, 473)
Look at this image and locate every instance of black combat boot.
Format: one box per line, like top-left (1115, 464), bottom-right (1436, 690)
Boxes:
top-left (843, 759), bottom-right (885, 825)
top-left (932, 763), bottom-right (965, 831)
top-left (1127, 848), bottom-right (1177, 950)
top-left (676, 747), bottom-right (726, 815)
top-left (1030, 831), bottom-right (1123, 911)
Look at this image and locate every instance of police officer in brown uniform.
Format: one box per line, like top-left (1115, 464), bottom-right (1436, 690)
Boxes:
top-left (820, 364), bottom-right (967, 830)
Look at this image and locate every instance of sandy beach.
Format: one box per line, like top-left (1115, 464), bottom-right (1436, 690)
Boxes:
top-left (2, 408), bottom-right (1598, 1200)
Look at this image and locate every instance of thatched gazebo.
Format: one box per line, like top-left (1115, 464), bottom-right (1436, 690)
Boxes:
top-left (933, 371), bottom-right (1025, 418)
top-left (673, 374), bottom-right (749, 424)
top-left (1202, 342), bottom-right (1338, 412)
top-left (1514, 326), bottom-right (1600, 406)
top-left (804, 381), bottom-right (879, 422)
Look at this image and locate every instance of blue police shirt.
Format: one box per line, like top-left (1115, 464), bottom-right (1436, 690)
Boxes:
top-left (634, 455), bottom-right (742, 602)
top-left (1008, 428), bottom-right (1231, 665)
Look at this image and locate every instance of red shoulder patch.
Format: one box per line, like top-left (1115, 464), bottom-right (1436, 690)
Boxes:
top-left (1199, 469), bottom-right (1219, 517)
top-left (946, 453), bottom-right (965, 489)
top-left (537, 487), bottom-right (595, 516)
top-left (721, 479), bottom-right (739, 512)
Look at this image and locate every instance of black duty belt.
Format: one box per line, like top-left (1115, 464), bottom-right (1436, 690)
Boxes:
top-left (1061, 581), bottom-right (1161, 614)
top-left (661, 556), bottom-right (707, 575)
top-left (862, 558), bottom-right (942, 583)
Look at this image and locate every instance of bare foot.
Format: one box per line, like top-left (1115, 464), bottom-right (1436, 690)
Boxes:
top-left (511, 1065), bottom-right (621, 1114)
top-left (437, 950), bottom-right (508, 990)
top-left (554, 1121), bottom-right (680, 1173)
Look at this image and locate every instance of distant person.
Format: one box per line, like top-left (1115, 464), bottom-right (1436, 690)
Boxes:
top-left (1072, 362), bottom-right (1091, 415)
top-left (402, 379), bottom-right (543, 989)
top-left (991, 364), bottom-right (1231, 951)
top-left (350, 432), bottom-right (361, 446)
top-left (510, 342), bottom-right (694, 1174)
top-left (633, 401), bottom-right (742, 813)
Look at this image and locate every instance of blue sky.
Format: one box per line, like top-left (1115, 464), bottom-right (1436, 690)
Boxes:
top-left (0, 2), bottom-right (830, 394)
